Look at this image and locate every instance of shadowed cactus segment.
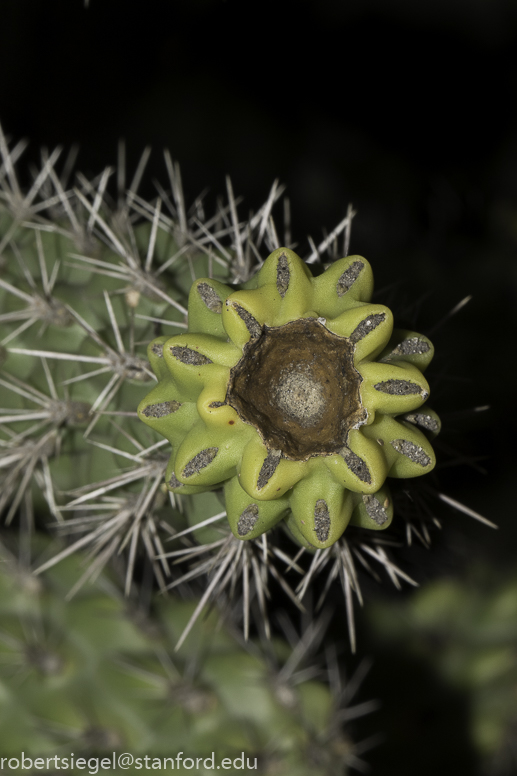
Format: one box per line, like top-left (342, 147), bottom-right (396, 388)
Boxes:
top-left (0, 534), bottom-right (364, 773)
top-left (138, 247), bottom-right (439, 550)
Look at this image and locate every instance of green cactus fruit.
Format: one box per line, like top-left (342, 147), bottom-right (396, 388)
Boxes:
top-left (139, 247), bottom-right (439, 550)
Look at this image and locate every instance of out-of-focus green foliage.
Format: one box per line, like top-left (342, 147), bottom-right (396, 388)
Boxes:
top-left (0, 533), bottom-right (358, 774)
top-left (365, 567), bottom-right (517, 773)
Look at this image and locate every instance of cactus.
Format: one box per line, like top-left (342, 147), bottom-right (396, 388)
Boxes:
top-left (0, 123), bottom-right (493, 655)
top-left (0, 532), bottom-right (371, 774)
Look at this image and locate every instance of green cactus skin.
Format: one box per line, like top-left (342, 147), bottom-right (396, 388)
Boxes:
top-left (0, 533), bottom-right (360, 774)
top-left (139, 247), bottom-right (439, 551)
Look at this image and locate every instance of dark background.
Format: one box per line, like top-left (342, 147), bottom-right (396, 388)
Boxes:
top-left (2, 1), bottom-right (517, 773)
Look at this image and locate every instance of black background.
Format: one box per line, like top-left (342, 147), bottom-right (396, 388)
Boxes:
top-left (2, 1), bottom-right (517, 773)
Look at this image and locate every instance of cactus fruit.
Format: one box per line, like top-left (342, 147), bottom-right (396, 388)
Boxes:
top-left (138, 247), bottom-right (438, 551)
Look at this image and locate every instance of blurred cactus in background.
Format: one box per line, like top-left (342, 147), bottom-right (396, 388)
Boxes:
top-left (0, 534), bottom-right (374, 774)
top-left (364, 566), bottom-right (517, 776)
